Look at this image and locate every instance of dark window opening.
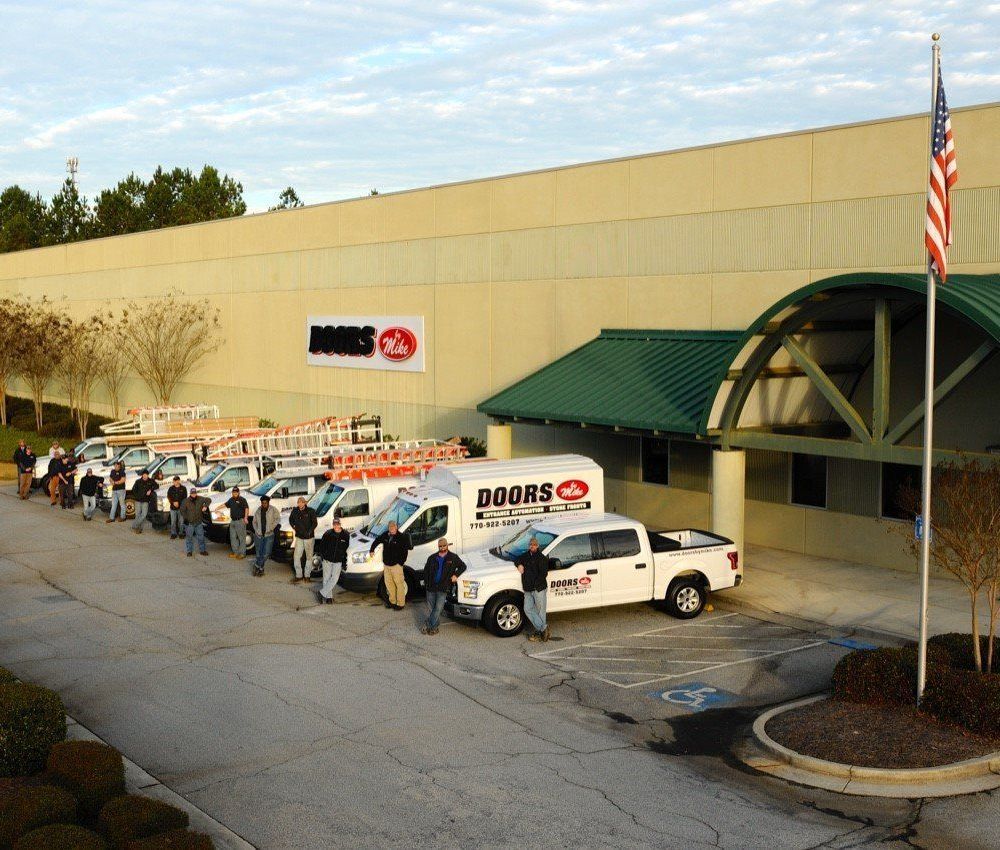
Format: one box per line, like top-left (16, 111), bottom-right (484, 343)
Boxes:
top-left (881, 463), bottom-right (920, 520)
top-left (790, 453), bottom-right (827, 508)
top-left (641, 438), bottom-right (670, 486)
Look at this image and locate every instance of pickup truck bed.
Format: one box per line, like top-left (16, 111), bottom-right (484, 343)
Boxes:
top-left (647, 528), bottom-right (732, 552)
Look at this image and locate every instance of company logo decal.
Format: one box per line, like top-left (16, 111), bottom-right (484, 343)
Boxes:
top-left (578, 576), bottom-right (592, 586)
top-left (473, 480), bottom-right (593, 521)
top-left (556, 480), bottom-right (589, 501)
top-left (377, 327), bottom-right (418, 362)
top-left (307, 315), bottom-right (424, 373)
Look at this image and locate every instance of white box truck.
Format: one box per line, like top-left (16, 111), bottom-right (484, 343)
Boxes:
top-left (342, 455), bottom-right (604, 595)
top-left (447, 515), bottom-right (742, 636)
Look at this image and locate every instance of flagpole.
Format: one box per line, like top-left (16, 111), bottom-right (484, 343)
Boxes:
top-left (916, 33), bottom-right (941, 704)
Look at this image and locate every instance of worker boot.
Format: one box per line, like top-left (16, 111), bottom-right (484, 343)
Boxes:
top-left (542, 627), bottom-right (551, 642)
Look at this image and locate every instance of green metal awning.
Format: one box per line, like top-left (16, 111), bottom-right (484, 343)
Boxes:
top-left (478, 329), bottom-right (742, 436)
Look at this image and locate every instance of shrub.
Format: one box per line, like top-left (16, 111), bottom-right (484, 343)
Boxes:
top-left (46, 742), bottom-right (125, 819)
top-left (922, 665), bottom-right (1000, 737)
top-left (0, 683), bottom-right (66, 776)
top-left (99, 796), bottom-right (188, 847)
top-left (124, 829), bottom-right (215, 850)
top-left (830, 645), bottom-right (948, 707)
top-left (0, 668), bottom-right (15, 685)
top-left (928, 632), bottom-right (1000, 672)
top-left (13, 824), bottom-right (108, 850)
top-left (0, 784), bottom-right (78, 849)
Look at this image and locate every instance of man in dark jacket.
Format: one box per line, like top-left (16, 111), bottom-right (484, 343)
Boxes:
top-left (58, 454), bottom-right (77, 510)
top-left (179, 488), bottom-right (211, 556)
top-left (250, 495), bottom-right (280, 576)
top-left (225, 486), bottom-right (251, 560)
top-left (166, 476), bottom-right (187, 539)
top-left (370, 521), bottom-right (412, 610)
top-left (516, 537), bottom-right (551, 642)
top-left (46, 452), bottom-right (62, 506)
top-left (14, 441), bottom-right (36, 500)
top-left (130, 471), bottom-right (157, 534)
top-left (288, 497), bottom-right (318, 584)
top-left (421, 538), bottom-right (466, 635)
top-left (316, 517), bottom-right (351, 604)
top-left (78, 469), bottom-right (101, 521)
top-left (107, 462), bottom-right (127, 523)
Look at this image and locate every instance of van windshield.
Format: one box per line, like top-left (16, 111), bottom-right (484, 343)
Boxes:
top-left (194, 463), bottom-right (225, 488)
top-left (365, 497), bottom-right (419, 538)
top-left (310, 484), bottom-right (346, 517)
top-left (74, 441), bottom-right (105, 461)
top-left (250, 476), bottom-right (279, 497)
top-left (492, 526), bottom-right (558, 562)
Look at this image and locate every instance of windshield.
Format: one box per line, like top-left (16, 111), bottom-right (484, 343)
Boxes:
top-left (309, 483), bottom-right (345, 517)
top-left (250, 475), bottom-right (279, 497)
top-left (194, 463), bottom-right (225, 488)
top-left (365, 497), bottom-right (419, 538)
top-left (493, 526), bottom-right (558, 562)
top-left (107, 446), bottom-right (131, 465)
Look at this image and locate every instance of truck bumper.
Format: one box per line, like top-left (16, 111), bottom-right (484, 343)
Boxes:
top-left (205, 522), bottom-right (230, 543)
top-left (340, 570), bottom-right (381, 593)
top-left (444, 600), bottom-right (484, 623)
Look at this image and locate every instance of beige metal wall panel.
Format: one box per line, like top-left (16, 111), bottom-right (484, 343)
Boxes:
top-left (339, 197), bottom-right (384, 245)
top-left (510, 421), bottom-right (559, 457)
top-left (712, 205), bottom-right (810, 273)
top-left (555, 161), bottom-right (629, 226)
top-left (491, 171), bottom-right (555, 232)
top-left (827, 458), bottom-right (879, 516)
top-left (434, 182), bottom-right (491, 237)
top-left (812, 115), bottom-right (927, 202)
top-left (745, 448), bottom-right (788, 503)
top-left (628, 148), bottom-right (714, 219)
top-left (553, 277), bottom-right (628, 356)
top-left (950, 187), bottom-right (1000, 264)
top-left (625, 481), bottom-right (711, 531)
top-left (434, 283), bottom-right (492, 407)
top-left (669, 440), bottom-right (712, 492)
top-left (625, 274), bottom-right (713, 330)
top-left (952, 106), bottom-right (1000, 189)
top-left (435, 234), bottom-right (489, 284)
top-left (714, 135), bottom-right (812, 211)
top-left (489, 279), bottom-right (555, 391)
top-left (596, 221), bottom-right (629, 278)
top-left (385, 239), bottom-right (436, 286)
top-left (804, 509), bottom-right (912, 571)
top-left (489, 228), bottom-right (555, 282)
top-left (711, 269), bottom-right (809, 329)
top-left (745, 498), bottom-right (806, 552)
top-left (810, 194), bottom-right (923, 269)
top-left (383, 191), bottom-right (435, 242)
top-left (339, 243), bottom-right (384, 287)
top-left (627, 214), bottom-right (713, 276)
top-left (299, 248), bottom-right (341, 291)
top-left (555, 224), bottom-right (597, 279)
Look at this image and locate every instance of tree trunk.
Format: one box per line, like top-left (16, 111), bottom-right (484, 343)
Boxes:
top-left (971, 591), bottom-right (983, 673)
top-left (32, 394), bottom-right (43, 430)
top-left (77, 410), bottom-right (89, 441)
top-left (988, 581), bottom-right (999, 673)
top-left (0, 390), bottom-right (6, 427)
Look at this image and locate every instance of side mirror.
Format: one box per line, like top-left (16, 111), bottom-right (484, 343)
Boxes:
top-left (548, 558), bottom-right (562, 571)
top-left (212, 481), bottom-right (225, 492)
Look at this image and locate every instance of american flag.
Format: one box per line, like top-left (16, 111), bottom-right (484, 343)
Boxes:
top-left (925, 68), bottom-right (958, 281)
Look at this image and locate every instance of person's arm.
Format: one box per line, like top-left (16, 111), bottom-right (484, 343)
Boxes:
top-left (452, 554), bottom-right (467, 580)
top-left (369, 533), bottom-right (383, 554)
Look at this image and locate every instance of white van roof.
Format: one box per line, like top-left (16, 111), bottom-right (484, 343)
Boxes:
top-left (426, 454), bottom-right (601, 488)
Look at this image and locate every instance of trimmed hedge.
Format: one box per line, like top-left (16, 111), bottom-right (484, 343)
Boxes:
top-left (928, 632), bottom-right (1000, 672)
top-left (13, 824), bottom-right (108, 850)
top-left (922, 665), bottom-right (1000, 737)
top-left (99, 796), bottom-right (188, 848)
top-left (0, 784), bottom-right (78, 849)
top-left (0, 668), bottom-right (15, 686)
top-left (124, 829), bottom-right (215, 850)
top-left (46, 742), bottom-right (125, 819)
top-left (0, 683), bottom-right (67, 777)
top-left (830, 646), bottom-right (947, 707)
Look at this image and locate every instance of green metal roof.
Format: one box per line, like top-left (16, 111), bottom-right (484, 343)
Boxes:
top-left (478, 329), bottom-right (742, 435)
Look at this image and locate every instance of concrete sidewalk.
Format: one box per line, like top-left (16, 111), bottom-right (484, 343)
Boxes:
top-left (719, 545), bottom-right (985, 643)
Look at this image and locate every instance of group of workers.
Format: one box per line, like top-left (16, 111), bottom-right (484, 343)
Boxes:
top-left (11, 439), bottom-right (552, 640)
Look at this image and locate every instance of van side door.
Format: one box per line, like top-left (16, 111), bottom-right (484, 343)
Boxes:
top-left (404, 503), bottom-right (451, 570)
top-left (544, 533), bottom-right (603, 612)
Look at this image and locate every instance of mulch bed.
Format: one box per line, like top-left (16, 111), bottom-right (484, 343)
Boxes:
top-left (766, 698), bottom-right (1000, 769)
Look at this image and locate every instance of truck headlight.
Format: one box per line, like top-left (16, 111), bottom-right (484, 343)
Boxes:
top-left (461, 580), bottom-right (480, 600)
top-left (212, 509), bottom-right (230, 523)
top-left (351, 551), bottom-right (372, 565)
top-left (279, 530), bottom-right (294, 541)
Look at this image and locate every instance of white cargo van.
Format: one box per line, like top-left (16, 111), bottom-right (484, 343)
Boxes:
top-left (342, 455), bottom-right (604, 595)
top-left (448, 514), bottom-right (742, 636)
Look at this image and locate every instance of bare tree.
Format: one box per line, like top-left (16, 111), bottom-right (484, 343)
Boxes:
top-left (17, 302), bottom-right (71, 430)
top-left (121, 293), bottom-right (222, 404)
top-left (895, 457), bottom-right (1000, 672)
top-left (0, 296), bottom-right (24, 426)
top-left (93, 312), bottom-right (130, 419)
top-left (55, 316), bottom-right (107, 439)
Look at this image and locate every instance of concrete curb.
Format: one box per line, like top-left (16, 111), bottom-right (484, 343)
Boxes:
top-left (741, 694), bottom-right (1000, 798)
top-left (67, 716), bottom-right (256, 849)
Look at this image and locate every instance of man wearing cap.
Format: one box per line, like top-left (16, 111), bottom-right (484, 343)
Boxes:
top-left (225, 486), bottom-right (251, 560)
top-left (316, 518), bottom-right (351, 604)
top-left (166, 476), bottom-right (188, 539)
top-left (288, 496), bottom-right (319, 583)
top-left (370, 521), bottom-right (412, 610)
top-left (250, 495), bottom-right (280, 576)
top-left (129, 470), bottom-right (157, 534)
top-left (78, 469), bottom-right (101, 521)
top-left (421, 538), bottom-right (466, 635)
top-left (179, 488), bottom-right (211, 557)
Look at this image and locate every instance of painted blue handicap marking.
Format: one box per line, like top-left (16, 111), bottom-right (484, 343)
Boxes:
top-left (648, 682), bottom-right (736, 712)
top-left (829, 637), bottom-right (878, 651)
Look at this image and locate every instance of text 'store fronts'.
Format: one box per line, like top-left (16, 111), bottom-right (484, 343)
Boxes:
top-left (306, 316), bottom-right (425, 373)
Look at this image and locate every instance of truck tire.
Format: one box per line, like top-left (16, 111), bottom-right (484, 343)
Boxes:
top-left (665, 578), bottom-right (706, 619)
top-left (376, 577), bottom-right (389, 604)
top-left (483, 594), bottom-right (525, 637)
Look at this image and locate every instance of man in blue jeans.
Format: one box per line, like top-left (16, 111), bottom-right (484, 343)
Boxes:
top-left (516, 537), bottom-right (551, 642)
top-left (179, 488), bottom-right (211, 557)
top-left (250, 495), bottom-right (280, 576)
top-left (421, 538), bottom-right (466, 635)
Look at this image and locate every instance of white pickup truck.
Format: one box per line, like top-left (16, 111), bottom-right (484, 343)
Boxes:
top-left (446, 514), bottom-right (742, 636)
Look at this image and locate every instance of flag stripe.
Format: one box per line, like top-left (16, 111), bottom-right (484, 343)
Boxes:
top-left (926, 67), bottom-right (958, 281)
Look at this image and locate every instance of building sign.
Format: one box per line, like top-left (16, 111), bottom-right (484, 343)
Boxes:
top-left (306, 316), bottom-right (425, 373)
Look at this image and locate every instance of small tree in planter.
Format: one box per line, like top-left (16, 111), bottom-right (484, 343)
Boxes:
top-left (16, 302), bottom-right (72, 430)
top-left (895, 457), bottom-right (1000, 673)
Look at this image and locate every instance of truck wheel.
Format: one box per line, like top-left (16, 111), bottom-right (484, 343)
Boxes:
top-left (403, 567), bottom-right (424, 600)
top-left (376, 577), bottom-right (390, 604)
top-left (665, 578), bottom-right (706, 619)
top-left (484, 595), bottom-right (524, 637)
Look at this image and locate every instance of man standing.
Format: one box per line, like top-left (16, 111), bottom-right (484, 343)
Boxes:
top-left (106, 462), bottom-right (127, 523)
top-left (47, 451), bottom-right (63, 506)
top-left (180, 488), bottom-right (210, 557)
top-left (78, 469), bottom-right (100, 521)
top-left (58, 453), bottom-right (77, 510)
top-left (370, 521), bottom-right (412, 611)
top-left (287, 497), bottom-right (318, 583)
top-left (421, 538), bottom-right (466, 635)
top-left (130, 470), bottom-right (157, 534)
top-left (166, 476), bottom-right (187, 539)
top-left (250, 495), bottom-right (280, 576)
top-left (225, 486), bottom-right (250, 561)
top-left (13, 441), bottom-right (36, 500)
top-left (516, 537), bottom-right (551, 642)
top-left (316, 517), bottom-right (350, 604)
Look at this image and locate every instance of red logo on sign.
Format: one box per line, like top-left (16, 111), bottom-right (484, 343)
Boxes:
top-left (579, 576), bottom-right (592, 587)
top-left (556, 479), bottom-right (589, 501)
top-left (377, 327), bottom-right (417, 362)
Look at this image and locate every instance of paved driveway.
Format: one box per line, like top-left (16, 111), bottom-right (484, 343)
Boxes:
top-left (0, 488), bottom-right (996, 850)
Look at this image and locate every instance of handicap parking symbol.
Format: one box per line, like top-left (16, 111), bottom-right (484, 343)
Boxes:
top-left (648, 681), bottom-right (735, 712)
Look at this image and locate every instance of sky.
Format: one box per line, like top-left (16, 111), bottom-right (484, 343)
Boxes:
top-left (1, 1), bottom-right (998, 212)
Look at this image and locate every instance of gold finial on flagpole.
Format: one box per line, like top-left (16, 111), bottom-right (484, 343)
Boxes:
top-left (932, 32), bottom-right (940, 41)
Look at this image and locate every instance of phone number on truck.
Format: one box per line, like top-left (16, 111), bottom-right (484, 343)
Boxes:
top-left (468, 518), bottom-right (524, 531)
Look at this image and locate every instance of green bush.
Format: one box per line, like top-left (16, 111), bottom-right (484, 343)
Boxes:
top-left (46, 742), bottom-right (125, 819)
top-left (922, 664), bottom-right (1000, 737)
top-left (928, 632), bottom-right (1000, 672)
top-left (124, 829), bottom-right (214, 850)
top-left (0, 684), bottom-right (66, 777)
top-left (98, 796), bottom-right (188, 848)
top-left (0, 785), bottom-right (78, 849)
top-left (13, 824), bottom-right (107, 850)
top-left (0, 668), bottom-right (15, 685)
top-left (830, 645), bottom-right (950, 707)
